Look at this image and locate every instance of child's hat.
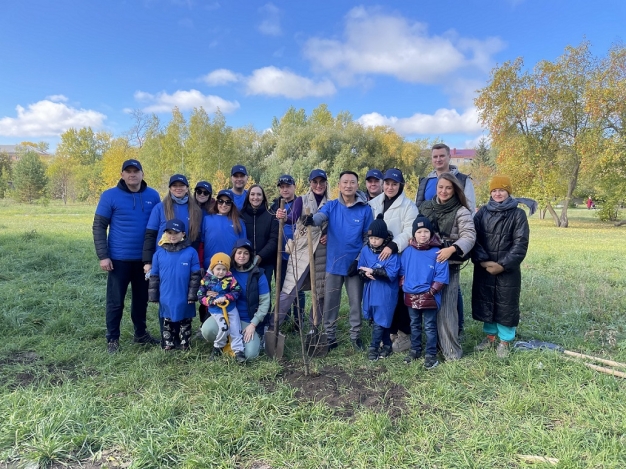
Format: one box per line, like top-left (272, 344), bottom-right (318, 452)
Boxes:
top-left (210, 252), bottom-right (231, 272)
top-left (165, 218), bottom-right (186, 233)
top-left (367, 214), bottom-right (389, 239)
top-left (489, 175), bottom-right (513, 194)
top-left (412, 216), bottom-right (434, 236)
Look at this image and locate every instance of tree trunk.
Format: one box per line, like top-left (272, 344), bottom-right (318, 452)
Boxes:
top-left (539, 208), bottom-right (547, 220)
top-left (546, 202), bottom-right (561, 227)
top-left (615, 220), bottom-right (626, 227)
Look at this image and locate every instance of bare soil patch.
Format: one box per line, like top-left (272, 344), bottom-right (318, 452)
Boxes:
top-left (269, 363), bottom-right (408, 420)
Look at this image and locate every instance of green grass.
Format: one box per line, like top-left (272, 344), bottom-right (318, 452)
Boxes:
top-left (0, 200), bottom-right (625, 468)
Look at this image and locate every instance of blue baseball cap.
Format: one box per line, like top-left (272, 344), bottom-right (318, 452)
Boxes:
top-left (165, 218), bottom-right (186, 233)
top-left (217, 189), bottom-right (235, 200)
top-left (234, 238), bottom-right (253, 251)
top-left (121, 159), bottom-right (142, 172)
top-left (308, 169), bottom-right (327, 181)
top-left (383, 168), bottom-right (405, 184)
top-left (365, 169), bottom-right (383, 180)
top-left (169, 174), bottom-right (189, 187)
top-left (277, 174), bottom-right (295, 186)
top-left (231, 165), bottom-right (248, 176)
top-left (195, 181), bottom-right (212, 193)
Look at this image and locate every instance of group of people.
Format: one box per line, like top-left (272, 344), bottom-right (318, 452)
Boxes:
top-left (93, 143), bottom-right (530, 366)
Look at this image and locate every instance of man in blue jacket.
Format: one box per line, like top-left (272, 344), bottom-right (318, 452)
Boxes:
top-left (93, 159), bottom-right (162, 353)
top-left (303, 171), bottom-right (373, 351)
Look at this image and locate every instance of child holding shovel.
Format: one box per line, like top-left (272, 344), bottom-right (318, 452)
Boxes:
top-left (148, 219), bottom-right (202, 351)
top-left (358, 215), bottom-right (401, 361)
top-left (197, 252), bottom-right (245, 363)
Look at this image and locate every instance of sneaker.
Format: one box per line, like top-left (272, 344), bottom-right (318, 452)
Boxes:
top-left (210, 347), bottom-right (222, 360)
top-left (424, 354), bottom-right (439, 370)
top-left (134, 333), bottom-right (160, 346)
top-left (475, 335), bottom-right (496, 352)
top-left (496, 341), bottom-right (510, 359)
top-left (378, 345), bottom-right (393, 359)
top-left (367, 347), bottom-right (380, 361)
top-left (235, 351), bottom-right (246, 364)
top-left (392, 331), bottom-right (411, 353)
top-left (404, 349), bottom-right (419, 364)
top-left (107, 340), bottom-right (119, 354)
top-left (351, 338), bottom-right (365, 351)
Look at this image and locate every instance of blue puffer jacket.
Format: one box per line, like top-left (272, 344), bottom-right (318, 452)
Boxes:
top-left (93, 180), bottom-right (160, 261)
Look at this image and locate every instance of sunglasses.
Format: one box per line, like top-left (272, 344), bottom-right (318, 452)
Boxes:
top-left (217, 199), bottom-right (233, 205)
top-left (195, 189), bottom-right (211, 196)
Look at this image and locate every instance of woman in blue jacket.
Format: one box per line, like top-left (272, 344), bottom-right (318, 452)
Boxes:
top-left (142, 174), bottom-right (203, 270)
top-left (201, 189), bottom-right (247, 270)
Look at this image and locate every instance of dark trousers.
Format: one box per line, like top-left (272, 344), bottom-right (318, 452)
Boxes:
top-left (407, 307), bottom-right (438, 357)
top-left (105, 260), bottom-right (149, 341)
top-left (280, 261), bottom-right (305, 324)
top-left (371, 323), bottom-right (392, 349)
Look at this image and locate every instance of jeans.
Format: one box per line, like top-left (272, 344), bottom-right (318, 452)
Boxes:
top-left (371, 323), bottom-right (392, 349)
top-left (105, 260), bottom-right (149, 341)
top-left (407, 307), bottom-right (438, 356)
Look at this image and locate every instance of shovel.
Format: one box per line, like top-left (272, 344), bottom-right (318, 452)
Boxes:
top-left (513, 339), bottom-right (626, 378)
top-left (217, 300), bottom-right (235, 357)
top-left (265, 199), bottom-right (286, 359)
top-left (304, 208), bottom-right (328, 357)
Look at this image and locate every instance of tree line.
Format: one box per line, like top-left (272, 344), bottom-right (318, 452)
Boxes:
top-left (2, 41), bottom-right (624, 226)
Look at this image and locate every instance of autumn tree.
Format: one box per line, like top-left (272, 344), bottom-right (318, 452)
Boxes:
top-left (476, 41), bottom-right (602, 227)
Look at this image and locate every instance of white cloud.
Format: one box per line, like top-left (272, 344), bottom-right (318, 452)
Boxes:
top-left (134, 89), bottom-right (240, 113)
top-left (357, 107), bottom-right (483, 136)
top-left (303, 7), bottom-right (505, 85)
top-left (0, 98), bottom-right (106, 137)
top-left (245, 66), bottom-right (336, 99)
top-left (258, 3), bottom-right (282, 36)
top-left (45, 94), bottom-right (68, 103)
top-left (202, 69), bottom-right (241, 86)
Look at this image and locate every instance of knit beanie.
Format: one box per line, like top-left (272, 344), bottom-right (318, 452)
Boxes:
top-left (412, 216), bottom-right (434, 237)
top-left (489, 175), bottom-right (513, 194)
top-left (210, 252), bottom-right (231, 272)
top-left (367, 214), bottom-right (389, 239)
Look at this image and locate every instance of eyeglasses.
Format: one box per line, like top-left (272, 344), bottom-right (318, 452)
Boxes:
top-left (195, 189), bottom-right (210, 196)
top-left (217, 199), bottom-right (233, 205)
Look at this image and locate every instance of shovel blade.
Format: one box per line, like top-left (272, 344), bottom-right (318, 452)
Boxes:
top-left (264, 330), bottom-right (286, 359)
top-left (305, 329), bottom-right (329, 358)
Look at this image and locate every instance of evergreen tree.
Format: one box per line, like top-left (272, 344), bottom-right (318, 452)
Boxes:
top-left (12, 150), bottom-right (48, 203)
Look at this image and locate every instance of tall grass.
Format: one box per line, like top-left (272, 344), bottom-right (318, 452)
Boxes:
top-left (0, 200), bottom-right (624, 468)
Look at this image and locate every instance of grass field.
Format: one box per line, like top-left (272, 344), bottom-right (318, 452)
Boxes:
top-left (0, 200), bottom-right (625, 468)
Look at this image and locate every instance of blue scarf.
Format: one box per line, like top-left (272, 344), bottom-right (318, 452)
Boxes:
top-left (486, 196), bottom-right (519, 212)
top-left (170, 194), bottom-right (189, 205)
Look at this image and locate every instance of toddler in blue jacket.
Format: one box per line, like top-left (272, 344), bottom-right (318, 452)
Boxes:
top-left (400, 216), bottom-right (449, 369)
top-left (358, 215), bottom-right (400, 361)
top-left (148, 219), bottom-right (202, 351)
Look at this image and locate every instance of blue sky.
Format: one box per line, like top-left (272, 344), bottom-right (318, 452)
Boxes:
top-left (1, 0), bottom-right (624, 151)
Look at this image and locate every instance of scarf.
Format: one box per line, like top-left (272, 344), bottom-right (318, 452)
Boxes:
top-left (420, 195), bottom-right (462, 238)
top-left (486, 196), bottom-right (519, 213)
top-left (170, 194), bottom-right (189, 205)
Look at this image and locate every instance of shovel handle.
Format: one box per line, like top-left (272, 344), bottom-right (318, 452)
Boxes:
top-left (217, 300), bottom-right (230, 326)
top-left (564, 350), bottom-right (626, 369)
top-left (273, 199), bottom-right (285, 336)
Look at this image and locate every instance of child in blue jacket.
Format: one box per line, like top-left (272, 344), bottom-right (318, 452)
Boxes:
top-left (358, 215), bottom-right (400, 361)
top-left (400, 216), bottom-right (449, 369)
top-left (197, 252), bottom-right (245, 363)
top-left (148, 219), bottom-right (202, 351)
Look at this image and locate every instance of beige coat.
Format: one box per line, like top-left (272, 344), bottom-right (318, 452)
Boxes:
top-left (281, 191), bottom-right (328, 298)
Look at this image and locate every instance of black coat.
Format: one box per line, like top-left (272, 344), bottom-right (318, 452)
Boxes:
top-left (471, 204), bottom-right (529, 327)
top-left (241, 203), bottom-right (279, 269)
